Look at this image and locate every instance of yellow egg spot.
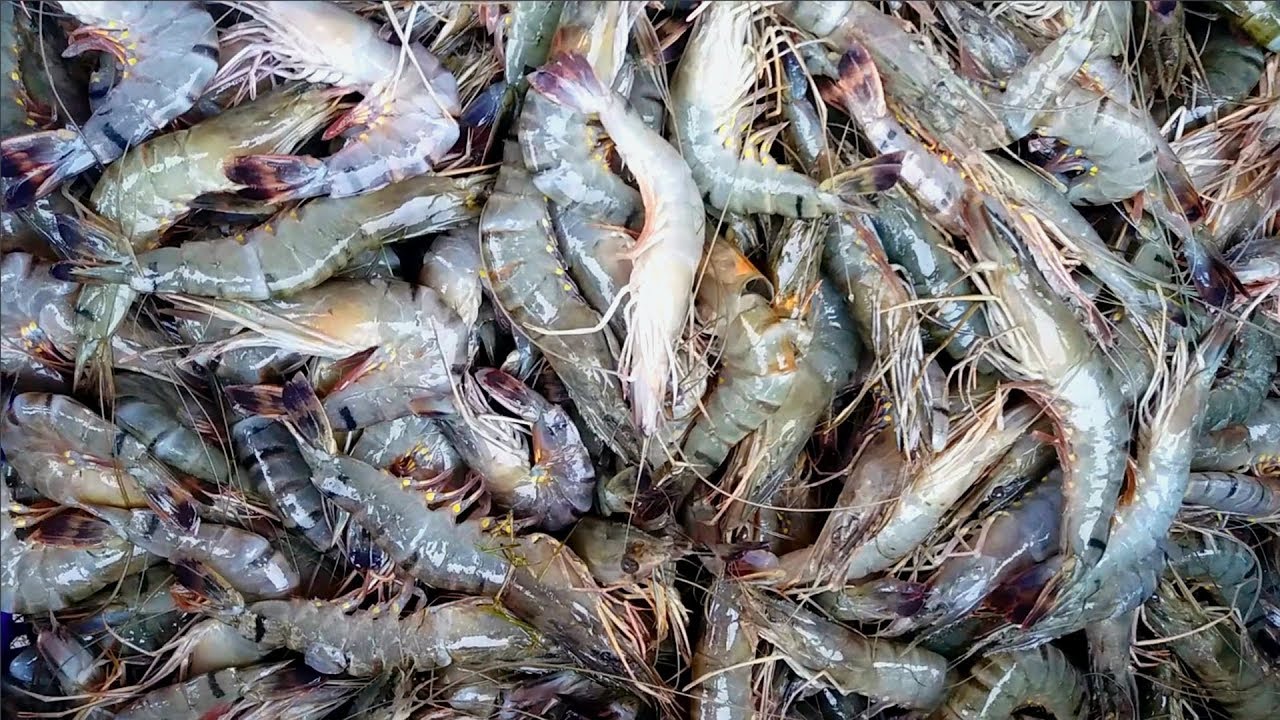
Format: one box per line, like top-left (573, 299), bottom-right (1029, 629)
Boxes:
top-left (401, 478), bottom-right (411, 488)
top-left (8, 71), bottom-right (18, 81)
top-left (544, 243), bottom-right (554, 253)
top-left (358, 132), bottom-right (370, 142)
top-left (127, 42), bottom-right (137, 51)
top-left (233, 233), bottom-right (245, 244)
top-left (481, 517), bottom-right (492, 529)
top-left (14, 97), bottom-right (23, 107)
top-left (314, 600), bottom-right (324, 607)
top-left (478, 269), bottom-right (488, 279)
top-left (262, 224), bottom-right (273, 235)
top-left (1073, 148), bottom-right (1084, 157)
top-left (24, 118), bottom-right (35, 126)
top-left (120, 71), bottom-right (130, 80)
top-left (13, 519), bottom-right (26, 528)
top-left (450, 502), bottom-right (463, 514)
top-left (553, 268), bottom-right (564, 276)
top-left (1088, 166), bottom-right (1098, 176)
top-left (939, 153), bottom-right (951, 165)
top-left (370, 605), bottom-right (382, 615)
top-left (390, 602), bottom-right (401, 614)
top-left (127, 57), bottom-right (138, 66)
top-left (561, 283), bottom-right (572, 291)
top-left (425, 491), bottom-right (437, 502)
top-left (106, 20), bottom-right (119, 28)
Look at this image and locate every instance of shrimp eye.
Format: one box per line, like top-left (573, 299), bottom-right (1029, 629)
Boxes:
top-left (620, 556), bottom-right (640, 575)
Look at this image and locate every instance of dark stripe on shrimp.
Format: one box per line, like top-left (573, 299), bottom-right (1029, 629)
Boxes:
top-left (338, 406), bottom-right (358, 431)
top-left (253, 615), bottom-right (267, 643)
top-left (142, 511), bottom-right (162, 539)
top-left (191, 43), bottom-right (219, 61)
top-left (99, 121), bottom-right (130, 153)
top-left (793, 193), bottom-right (805, 217)
top-left (256, 445), bottom-right (293, 463)
top-left (1088, 538), bottom-right (1108, 552)
top-left (207, 671), bottom-right (226, 698)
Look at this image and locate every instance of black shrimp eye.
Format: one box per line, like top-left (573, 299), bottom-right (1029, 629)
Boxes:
top-left (620, 556), bottom-right (640, 575)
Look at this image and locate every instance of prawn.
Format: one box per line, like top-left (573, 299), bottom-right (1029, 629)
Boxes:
top-left (1, 487), bottom-right (152, 614)
top-left (231, 417), bottom-right (339, 551)
top-left (479, 141), bottom-right (639, 463)
top-left (214, 1), bottom-right (461, 201)
top-left (1183, 472), bottom-right (1280, 517)
top-left (62, 173), bottom-right (488, 300)
top-left (529, 51), bottom-right (706, 435)
top-left (113, 372), bottom-right (231, 484)
top-left (113, 661), bottom-right (309, 720)
top-left (670, 2), bottom-right (901, 217)
top-left (0, 1), bottom-right (219, 208)
top-left (1192, 398), bottom-right (1280, 473)
top-left (932, 645), bottom-right (1087, 720)
top-left (2, 392), bottom-right (199, 530)
top-left (690, 579), bottom-right (758, 720)
top-left (173, 563), bottom-right (549, 678)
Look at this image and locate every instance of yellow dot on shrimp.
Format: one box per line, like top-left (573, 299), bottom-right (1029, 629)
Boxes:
top-left (358, 133), bottom-right (370, 142)
top-left (8, 71), bottom-right (17, 81)
top-left (401, 478), bottom-right (411, 488)
top-left (13, 519), bottom-right (25, 528)
top-left (127, 43), bottom-right (137, 51)
top-left (450, 502), bottom-right (463, 514)
top-left (127, 57), bottom-right (137, 66)
top-left (24, 118), bottom-right (34, 126)
top-left (544, 244), bottom-right (554, 253)
top-left (425, 491), bottom-right (437, 502)
top-left (233, 233), bottom-right (246, 244)
top-left (391, 602), bottom-right (401, 614)
top-left (481, 517), bottom-right (492, 529)
top-left (370, 605), bottom-right (382, 615)
top-left (554, 268), bottom-right (564, 276)
top-left (478, 269), bottom-right (488, 279)
top-left (561, 283), bottom-right (572, 291)
top-left (14, 97), bottom-right (23, 107)
top-left (1088, 166), bottom-right (1098, 176)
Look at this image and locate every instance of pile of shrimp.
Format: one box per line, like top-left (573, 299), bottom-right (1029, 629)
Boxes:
top-left (1, 1), bottom-right (1279, 718)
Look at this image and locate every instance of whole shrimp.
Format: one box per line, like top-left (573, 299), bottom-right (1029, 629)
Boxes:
top-left (1, 487), bottom-right (152, 614)
top-left (113, 372), bottom-right (231, 484)
top-left (1169, 531), bottom-right (1267, 629)
top-left (180, 277), bottom-right (470, 430)
top-left (2, 392), bottom-right (199, 530)
top-left (479, 141), bottom-right (639, 462)
top-left (1, 1), bottom-right (218, 207)
top-left (931, 644), bottom-right (1087, 720)
top-left (529, 51), bottom-right (707, 435)
top-left (895, 473), bottom-right (1064, 634)
top-left (63, 173), bottom-right (488, 300)
top-left (1192, 398), bottom-right (1280, 472)
top-left (1183, 472), bottom-right (1280, 517)
top-left (1145, 578), bottom-right (1280, 719)
top-left (751, 591), bottom-right (951, 711)
top-left (226, 375), bottom-right (661, 696)
top-left (670, 2), bottom-right (900, 217)
top-left (690, 579), bottom-right (758, 720)
top-left (966, 199), bottom-right (1129, 576)
top-left (213, 1), bottom-right (460, 201)
top-left (231, 417), bottom-right (338, 551)
top-left (517, 1), bottom-right (642, 223)
top-left (173, 563), bottom-right (549, 677)
top-left (113, 661), bottom-right (299, 720)
top-left (92, 507), bottom-right (298, 599)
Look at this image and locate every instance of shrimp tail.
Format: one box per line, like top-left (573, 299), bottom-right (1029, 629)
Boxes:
top-left (170, 559), bottom-right (247, 615)
top-left (25, 511), bottom-right (116, 548)
top-left (823, 43), bottom-right (888, 120)
top-left (224, 153), bottom-right (329, 203)
top-left (0, 129), bottom-right (96, 209)
top-left (280, 374), bottom-right (336, 452)
top-left (826, 151), bottom-right (905, 198)
top-left (1183, 232), bottom-right (1243, 308)
top-left (528, 52), bottom-right (611, 115)
top-left (142, 480), bottom-right (202, 535)
top-left (224, 383), bottom-right (287, 419)
top-left (49, 260), bottom-right (131, 285)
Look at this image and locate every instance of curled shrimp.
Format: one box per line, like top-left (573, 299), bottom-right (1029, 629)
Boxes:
top-left (1192, 398), bottom-right (1280, 473)
top-left (214, 1), bottom-right (460, 201)
top-left (1183, 471), bottom-right (1280, 517)
top-left (529, 51), bottom-right (706, 435)
top-left (1, 1), bottom-right (219, 208)
top-left (671, 2), bottom-right (900, 217)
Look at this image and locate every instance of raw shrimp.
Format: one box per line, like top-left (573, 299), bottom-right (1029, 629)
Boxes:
top-left (1, 252), bottom-right (184, 388)
top-left (904, 473), bottom-right (1064, 633)
top-left (968, 430), bottom-right (1057, 516)
top-left (670, 2), bottom-right (900, 217)
top-left (1, 488), bottom-right (152, 614)
top-left (836, 400), bottom-right (1039, 582)
top-left (184, 276), bottom-right (470, 430)
top-left (480, 141), bottom-right (639, 462)
top-left (1140, 1), bottom-right (1189, 100)
top-left (967, 199), bottom-right (1128, 572)
top-left (567, 517), bottom-right (680, 587)
top-left (0, 1), bottom-right (218, 208)
top-left (872, 194), bottom-right (990, 363)
top-left (64, 174), bottom-right (488, 300)
top-left (822, 212), bottom-right (932, 451)
top-left (931, 644), bottom-right (1087, 720)
top-left (227, 375), bottom-right (659, 691)
top-left (690, 579), bottom-right (757, 720)
top-left (418, 226), bottom-right (483, 328)
top-left (502, 1), bottom-right (564, 89)
top-left (175, 564), bottom-right (548, 677)
top-left (113, 661), bottom-right (297, 720)
top-left (1192, 398), bottom-right (1280, 472)
top-left (529, 52), bottom-right (706, 435)
top-left (66, 566), bottom-right (184, 656)
top-left (1222, 0), bottom-right (1280, 51)
top-left (2, 392), bottom-right (198, 529)
top-left (1145, 579), bottom-right (1280, 719)
top-left (114, 373), bottom-right (231, 484)
top-left (1183, 472), bottom-right (1280, 517)
top-left (215, 1), bottom-right (460, 201)
top-left (347, 413), bottom-right (462, 487)
top-left (1169, 531), bottom-right (1266, 628)
top-left (470, 368), bottom-right (596, 532)
top-left (815, 578), bottom-right (930, 623)
top-left (1203, 323), bottom-right (1276, 431)
top-left (93, 507), bottom-right (298, 599)
top-left (663, 293), bottom-right (812, 503)
top-left (178, 618), bottom-right (271, 676)
top-left (232, 417), bottom-right (338, 551)
top-left (753, 592), bottom-right (951, 711)
top-left (518, 1), bottom-right (641, 223)
top-left (90, 85), bottom-right (336, 247)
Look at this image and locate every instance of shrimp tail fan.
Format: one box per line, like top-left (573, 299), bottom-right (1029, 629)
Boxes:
top-left (1, 130), bottom-right (95, 210)
top-left (225, 153), bottom-right (328, 203)
top-left (49, 260), bottom-right (131, 285)
top-left (280, 373), bottom-right (335, 451)
top-left (827, 151), bottom-right (905, 199)
top-left (820, 43), bottom-right (888, 119)
top-left (170, 559), bottom-right (246, 615)
top-left (224, 383), bottom-right (286, 419)
top-left (528, 52), bottom-right (610, 115)
top-left (25, 511), bottom-right (116, 548)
